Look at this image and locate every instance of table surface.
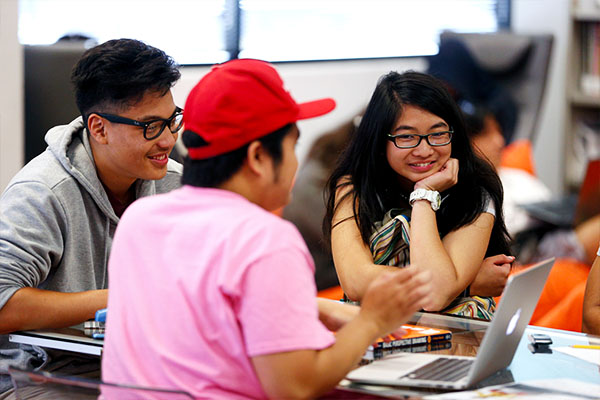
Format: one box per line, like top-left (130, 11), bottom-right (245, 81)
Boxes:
top-left (8, 324), bottom-right (104, 356)
top-left (9, 312), bottom-right (600, 398)
top-left (332, 312), bottom-right (600, 399)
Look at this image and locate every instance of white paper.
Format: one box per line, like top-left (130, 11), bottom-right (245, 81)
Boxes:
top-left (553, 346), bottom-right (600, 366)
top-left (525, 379), bottom-right (600, 398)
top-left (424, 378), bottom-right (600, 399)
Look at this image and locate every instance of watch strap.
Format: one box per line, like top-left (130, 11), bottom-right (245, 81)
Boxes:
top-left (409, 189), bottom-right (441, 211)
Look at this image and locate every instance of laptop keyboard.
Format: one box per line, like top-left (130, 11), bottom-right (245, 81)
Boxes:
top-left (403, 357), bottom-right (473, 382)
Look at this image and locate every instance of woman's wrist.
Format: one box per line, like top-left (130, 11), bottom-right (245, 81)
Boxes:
top-left (413, 182), bottom-right (433, 190)
top-left (409, 189), bottom-right (441, 211)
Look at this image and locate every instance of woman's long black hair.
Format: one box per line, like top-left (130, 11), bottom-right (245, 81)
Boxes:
top-left (324, 71), bottom-right (511, 257)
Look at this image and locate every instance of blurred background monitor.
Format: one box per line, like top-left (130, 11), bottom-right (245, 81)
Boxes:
top-left (24, 38), bottom-right (94, 163)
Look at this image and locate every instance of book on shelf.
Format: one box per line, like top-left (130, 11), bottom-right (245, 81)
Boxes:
top-left (579, 22), bottom-right (600, 96)
top-left (368, 324), bottom-right (452, 352)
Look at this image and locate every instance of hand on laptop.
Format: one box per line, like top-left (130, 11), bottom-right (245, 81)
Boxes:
top-left (471, 254), bottom-right (514, 297)
top-left (359, 268), bottom-right (433, 338)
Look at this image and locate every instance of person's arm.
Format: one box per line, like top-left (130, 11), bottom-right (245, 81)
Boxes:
top-left (582, 250), bottom-right (600, 334)
top-left (317, 298), bottom-right (359, 331)
top-left (407, 158), bottom-right (494, 310)
top-left (316, 298), bottom-right (407, 339)
top-left (410, 200), bottom-right (493, 310)
top-left (0, 287), bottom-right (107, 334)
top-left (575, 214), bottom-right (600, 265)
top-left (252, 268), bottom-right (432, 399)
top-left (470, 254), bottom-right (514, 297)
top-left (0, 181), bottom-right (105, 333)
top-left (330, 184), bottom-right (402, 301)
top-left (332, 160), bottom-right (494, 309)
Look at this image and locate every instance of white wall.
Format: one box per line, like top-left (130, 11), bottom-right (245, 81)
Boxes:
top-left (172, 58), bottom-right (426, 164)
top-left (512, 0), bottom-right (570, 195)
top-left (0, 1), bottom-right (570, 195)
top-left (0, 0), bottom-right (23, 193)
top-left (172, 0), bottom-right (571, 194)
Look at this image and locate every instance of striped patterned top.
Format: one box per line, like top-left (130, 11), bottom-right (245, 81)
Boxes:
top-left (369, 208), bottom-right (411, 266)
top-left (367, 207), bottom-right (496, 320)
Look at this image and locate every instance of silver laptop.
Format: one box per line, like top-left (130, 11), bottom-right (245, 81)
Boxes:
top-left (346, 258), bottom-right (555, 390)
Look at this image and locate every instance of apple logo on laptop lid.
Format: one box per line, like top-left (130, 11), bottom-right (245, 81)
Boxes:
top-left (506, 308), bottom-right (521, 335)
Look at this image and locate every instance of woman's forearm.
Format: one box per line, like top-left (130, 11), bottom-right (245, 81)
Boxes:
top-left (409, 200), bottom-right (460, 309)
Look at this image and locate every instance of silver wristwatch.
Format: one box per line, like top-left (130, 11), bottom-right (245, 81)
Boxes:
top-left (409, 189), bottom-right (441, 211)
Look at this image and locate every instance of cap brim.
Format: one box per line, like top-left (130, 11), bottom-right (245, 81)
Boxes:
top-left (297, 98), bottom-right (336, 120)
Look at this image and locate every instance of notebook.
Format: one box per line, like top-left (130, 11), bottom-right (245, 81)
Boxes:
top-left (346, 258), bottom-right (555, 390)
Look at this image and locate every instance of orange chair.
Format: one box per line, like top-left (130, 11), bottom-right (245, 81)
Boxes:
top-left (495, 259), bottom-right (590, 331)
top-left (500, 139), bottom-right (537, 176)
top-left (534, 281), bottom-right (586, 331)
top-left (317, 285), bottom-right (344, 301)
top-left (529, 258), bottom-right (590, 331)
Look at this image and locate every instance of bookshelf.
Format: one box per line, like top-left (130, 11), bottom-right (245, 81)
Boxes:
top-left (565, 1), bottom-right (600, 191)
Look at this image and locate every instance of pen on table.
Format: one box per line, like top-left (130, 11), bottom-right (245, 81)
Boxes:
top-left (570, 344), bottom-right (600, 350)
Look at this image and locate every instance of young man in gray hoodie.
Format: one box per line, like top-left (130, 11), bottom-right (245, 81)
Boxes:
top-left (0, 38), bottom-right (183, 392)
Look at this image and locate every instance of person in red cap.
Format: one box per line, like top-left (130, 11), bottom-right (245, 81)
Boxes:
top-left (102, 59), bottom-right (433, 399)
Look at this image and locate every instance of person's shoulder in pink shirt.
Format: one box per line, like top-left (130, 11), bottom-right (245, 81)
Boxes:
top-left (102, 59), bottom-right (434, 399)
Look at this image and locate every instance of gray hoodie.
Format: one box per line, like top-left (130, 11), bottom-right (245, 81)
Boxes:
top-left (0, 117), bottom-right (182, 391)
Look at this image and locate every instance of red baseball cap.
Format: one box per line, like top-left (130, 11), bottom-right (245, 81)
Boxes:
top-left (183, 59), bottom-right (336, 159)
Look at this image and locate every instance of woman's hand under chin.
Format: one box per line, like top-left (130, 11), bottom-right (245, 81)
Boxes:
top-left (414, 158), bottom-right (459, 192)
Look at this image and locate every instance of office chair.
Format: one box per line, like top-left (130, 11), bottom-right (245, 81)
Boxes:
top-left (8, 367), bottom-right (194, 400)
top-left (429, 30), bottom-right (554, 145)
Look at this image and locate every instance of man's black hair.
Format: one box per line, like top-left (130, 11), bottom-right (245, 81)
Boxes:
top-left (181, 124), bottom-right (293, 188)
top-left (71, 38), bottom-right (181, 120)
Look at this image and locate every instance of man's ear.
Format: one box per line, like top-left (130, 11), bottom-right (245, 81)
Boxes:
top-left (87, 114), bottom-right (109, 145)
top-left (245, 141), bottom-right (271, 177)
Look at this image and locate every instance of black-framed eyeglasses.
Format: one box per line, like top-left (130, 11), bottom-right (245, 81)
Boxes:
top-left (90, 107), bottom-right (184, 140)
top-left (387, 130), bottom-right (453, 149)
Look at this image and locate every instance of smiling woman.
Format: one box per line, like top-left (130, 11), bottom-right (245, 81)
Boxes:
top-left (384, 105), bottom-right (453, 190)
top-left (324, 71), bottom-right (512, 320)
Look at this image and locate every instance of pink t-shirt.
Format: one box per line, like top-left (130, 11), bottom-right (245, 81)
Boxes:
top-left (101, 186), bottom-right (335, 399)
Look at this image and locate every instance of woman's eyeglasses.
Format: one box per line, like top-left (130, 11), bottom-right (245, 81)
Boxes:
top-left (387, 130), bottom-right (453, 149)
